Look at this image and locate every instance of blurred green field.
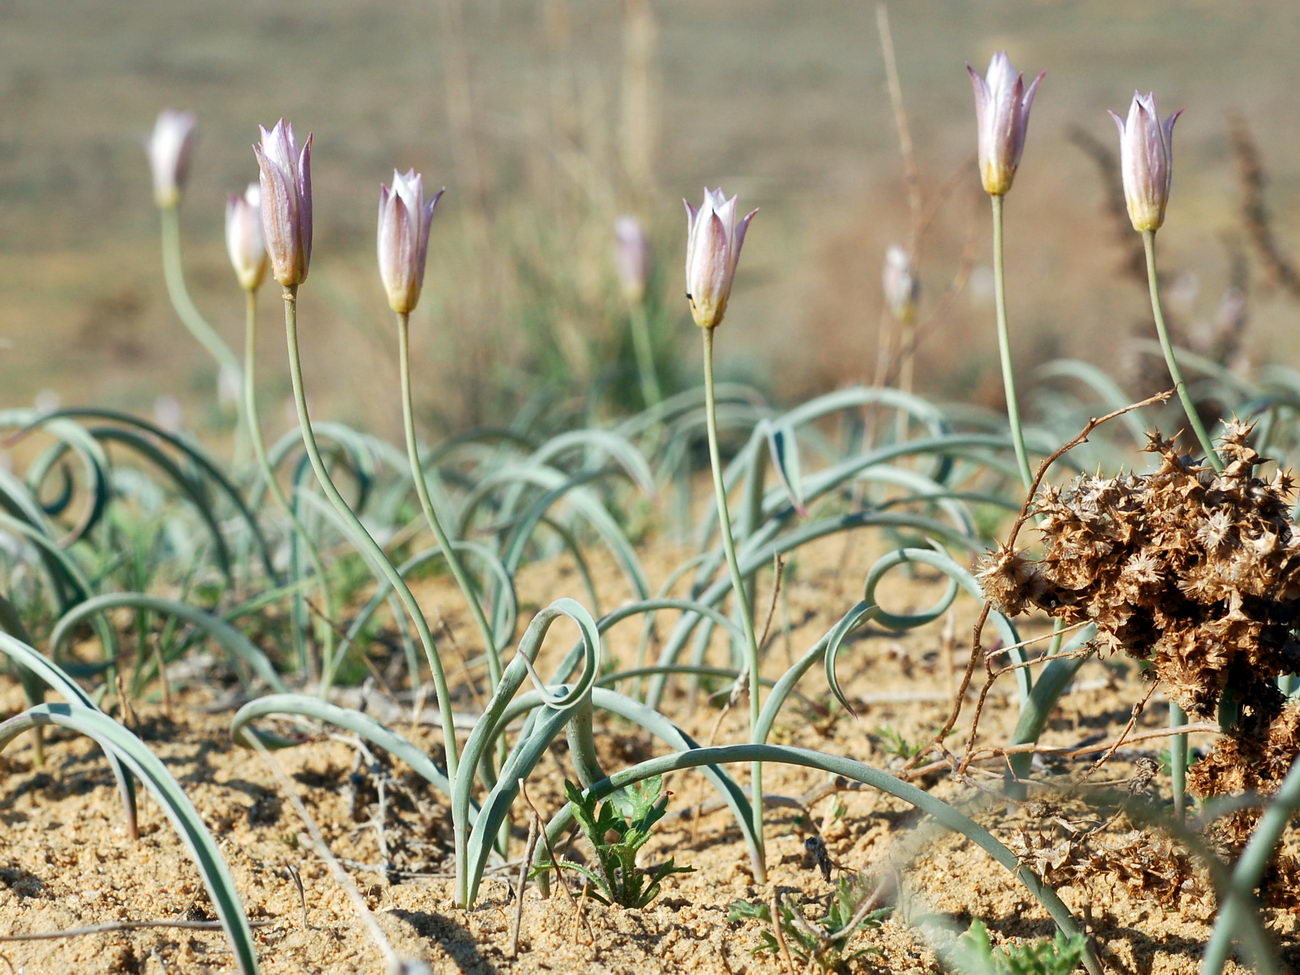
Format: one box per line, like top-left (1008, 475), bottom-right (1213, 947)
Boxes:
top-left (3, 0), bottom-right (1299, 434)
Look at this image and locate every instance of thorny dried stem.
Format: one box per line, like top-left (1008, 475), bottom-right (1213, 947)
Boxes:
top-left (1084, 679), bottom-right (1163, 779)
top-left (518, 779), bottom-right (594, 947)
top-left (769, 887), bottom-right (796, 974)
top-left (510, 812), bottom-right (540, 958)
top-left (0, 919), bottom-right (276, 943)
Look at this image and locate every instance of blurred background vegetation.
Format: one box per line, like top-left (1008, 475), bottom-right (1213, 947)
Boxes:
top-left (3, 0), bottom-right (1299, 439)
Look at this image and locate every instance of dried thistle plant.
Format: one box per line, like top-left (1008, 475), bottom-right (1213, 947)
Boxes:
top-left (981, 423), bottom-right (1300, 838)
top-left (983, 422), bottom-right (1300, 718)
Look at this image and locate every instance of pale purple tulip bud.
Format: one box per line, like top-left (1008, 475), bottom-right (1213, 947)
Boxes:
top-left (683, 188), bottom-right (758, 330)
top-left (377, 169), bottom-right (442, 315)
top-left (882, 245), bottom-right (919, 324)
top-left (225, 184), bottom-right (268, 293)
top-left (966, 53), bottom-right (1043, 197)
top-left (614, 215), bottom-right (651, 304)
top-left (147, 109), bottom-right (198, 208)
top-left (152, 395), bottom-right (184, 434)
top-left (1109, 92), bottom-right (1181, 233)
top-left (253, 120), bottom-right (313, 288)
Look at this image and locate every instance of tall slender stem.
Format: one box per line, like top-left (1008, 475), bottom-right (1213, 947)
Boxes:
top-left (160, 206), bottom-right (242, 379)
top-left (1142, 228), bottom-right (1220, 793)
top-left (702, 326), bottom-right (766, 878)
top-left (1169, 700), bottom-right (1187, 819)
top-left (397, 312), bottom-right (500, 685)
top-left (242, 290), bottom-right (336, 686)
top-left (990, 194), bottom-right (1033, 492)
top-left (283, 287), bottom-right (458, 776)
top-left (993, 193), bottom-right (1062, 794)
top-left (159, 205), bottom-right (247, 467)
top-left (1142, 230), bottom-right (1222, 471)
top-left (628, 301), bottom-right (662, 408)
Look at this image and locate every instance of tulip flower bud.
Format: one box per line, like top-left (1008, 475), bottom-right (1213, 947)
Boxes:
top-left (614, 215), bottom-right (651, 305)
top-left (147, 109), bottom-right (198, 209)
top-left (683, 188), bottom-right (758, 330)
top-left (253, 120), bottom-right (313, 288)
top-left (966, 53), bottom-right (1043, 197)
top-left (882, 245), bottom-right (919, 324)
top-left (377, 170), bottom-right (442, 315)
top-left (1109, 92), bottom-right (1181, 233)
top-left (225, 184), bottom-right (268, 293)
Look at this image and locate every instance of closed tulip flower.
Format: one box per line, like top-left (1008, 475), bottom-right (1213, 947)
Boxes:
top-left (1110, 92), bottom-right (1181, 233)
top-left (225, 184), bottom-right (268, 293)
top-left (683, 187), bottom-right (757, 330)
top-left (378, 170), bottom-right (442, 315)
top-left (882, 244), bottom-right (919, 324)
top-left (967, 53), bottom-right (1043, 197)
top-left (147, 109), bottom-right (198, 209)
top-left (614, 215), bottom-right (651, 305)
top-left (253, 120), bottom-right (313, 288)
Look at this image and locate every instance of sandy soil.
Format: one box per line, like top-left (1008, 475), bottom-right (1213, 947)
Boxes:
top-left (1, 536), bottom-right (1297, 974)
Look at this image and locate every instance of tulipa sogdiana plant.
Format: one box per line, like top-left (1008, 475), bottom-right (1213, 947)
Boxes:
top-left (228, 182), bottom-right (335, 682)
top-left (149, 110), bottom-right (243, 415)
top-left (684, 186), bottom-right (766, 873)
top-left (967, 52), bottom-right (1043, 493)
top-left (1112, 91), bottom-right (1216, 807)
top-left (616, 215), bottom-right (662, 408)
top-left (147, 109), bottom-right (197, 210)
top-left (1110, 92), bottom-right (1219, 470)
top-left (882, 243), bottom-right (920, 440)
top-left (258, 123), bottom-right (459, 770)
top-left (378, 170), bottom-right (501, 682)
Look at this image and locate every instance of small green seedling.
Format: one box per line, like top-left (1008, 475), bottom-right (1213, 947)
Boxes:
top-left (954, 919), bottom-right (1087, 975)
top-left (729, 872), bottom-right (887, 972)
top-left (532, 774), bottom-right (691, 908)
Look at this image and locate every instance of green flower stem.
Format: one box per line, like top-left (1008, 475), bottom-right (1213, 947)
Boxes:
top-left (159, 204), bottom-right (247, 468)
top-left (242, 290), bottom-right (336, 686)
top-left (990, 194), bottom-right (1033, 493)
top-left (1142, 230), bottom-right (1222, 472)
top-left (1170, 700), bottom-right (1188, 819)
top-left (629, 301), bottom-right (662, 408)
top-left (992, 194), bottom-right (1066, 794)
top-left (1142, 228), bottom-right (1223, 775)
top-left (283, 287), bottom-right (458, 776)
top-left (1143, 229), bottom-right (1227, 754)
top-left (397, 312), bottom-right (499, 685)
top-left (159, 206), bottom-right (242, 380)
top-left (702, 325), bottom-right (766, 878)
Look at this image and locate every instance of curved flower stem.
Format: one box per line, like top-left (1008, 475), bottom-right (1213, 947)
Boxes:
top-left (1141, 230), bottom-right (1222, 472)
top-left (397, 312), bottom-right (500, 685)
top-left (702, 326), bottom-right (766, 879)
top-left (629, 301), bottom-right (662, 408)
top-left (283, 287), bottom-right (458, 776)
top-left (159, 204), bottom-right (247, 465)
top-left (242, 290), bottom-right (336, 686)
top-left (990, 194), bottom-right (1033, 493)
top-left (160, 206), bottom-right (241, 379)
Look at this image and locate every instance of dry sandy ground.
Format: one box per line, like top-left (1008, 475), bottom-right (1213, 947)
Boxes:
top-left (1, 537), bottom-right (1297, 974)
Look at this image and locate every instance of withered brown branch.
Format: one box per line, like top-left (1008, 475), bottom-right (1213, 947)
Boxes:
top-left (1230, 114), bottom-right (1300, 299)
top-left (901, 720), bottom-right (1220, 784)
top-left (901, 387), bottom-right (1175, 776)
top-left (984, 620), bottom-right (1090, 661)
top-left (1084, 678), bottom-right (1162, 778)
